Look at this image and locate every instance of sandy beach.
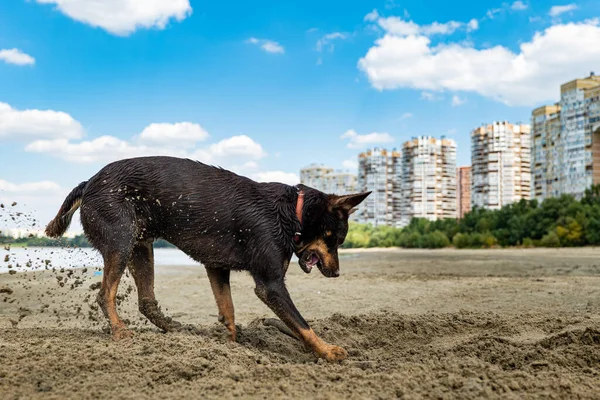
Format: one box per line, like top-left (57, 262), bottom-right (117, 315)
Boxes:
top-left (1, 247), bottom-right (600, 399)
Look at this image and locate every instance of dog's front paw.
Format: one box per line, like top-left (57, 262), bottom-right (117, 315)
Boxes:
top-left (112, 327), bottom-right (134, 341)
top-left (319, 344), bottom-right (348, 362)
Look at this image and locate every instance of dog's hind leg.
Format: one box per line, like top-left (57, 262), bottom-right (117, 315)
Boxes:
top-left (206, 267), bottom-right (236, 341)
top-left (128, 241), bottom-right (183, 332)
top-left (97, 250), bottom-right (133, 341)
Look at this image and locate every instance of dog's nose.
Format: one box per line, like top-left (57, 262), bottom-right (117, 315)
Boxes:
top-left (331, 270), bottom-right (340, 278)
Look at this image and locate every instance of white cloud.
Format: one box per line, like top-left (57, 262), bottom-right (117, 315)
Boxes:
top-left (371, 14), bottom-right (476, 37)
top-left (486, 2), bottom-right (529, 19)
top-left (0, 179), bottom-right (70, 233)
top-left (0, 102), bottom-right (83, 140)
top-left (0, 179), bottom-right (61, 193)
top-left (375, 17), bottom-right (418, 36)
top-left (246, 37), bottom-right (285, 54)
top-left (421, 92), bottom-right (443, 101)
top-left (0, 49), bottom-right (35, 66)
top-left (358, 20), bottom-right (600, 106)
top-left (242, 161), bottom-right (259, 170)
top-left (25, 128), bottom-right (267, 166)
top-left (585, 17), bottom-right (600, 25)
top-left (399, 112), bottom-right (413, 120)
top-left (35, 0), bottom-right (192, 36)
top-left (252, 171), bottom-right (299, 185)
top-left (316, 32), bottom-right (348, 52)
top-left (207, 135), bottom-right (267, 159)
top-left (342, 159), bottom-right (358, 170)
top-left (341, 129), bottom-right (394, 149)
top-left (451, 95), bottom-right (466, 106)
top-left (421, 21), bottom-right (462, 35)
top-left (364, 9), bottom-right (379, 22)
top-left (447, 128), bottom-right (458, 135)
top-left (549, 4), bottom-right (577, 17)
top-left (486, 8), bottom-right (502, 19)
top-left (138, 122), bottom-right (209, 146)
top-left (25, 136), bottom-right (167, 164)
top-left (511, 1), bottom-right (528, 11)
top-left (467, 19), bottom-right (479, 32)
top-left (262, 41), bottom-right (285, 54)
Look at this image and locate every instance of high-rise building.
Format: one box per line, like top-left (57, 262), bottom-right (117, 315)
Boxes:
top-left (531, 104), bottom-right (561, 200)
top-left (559, 74), bottom-right (600, 198)
top-left (585, 82), bottom-right (600, 188)
top-left (324, 171), bottom-right (357, 195)
top-left (471, 122), bottom-right (531, 210)
top-left (300, 164), bottom-right (357, 195)
top-left (532, 74), bottom-right (600, 200)
top-left (356, 148), bottom-right (402, 227)
top-left (457, 166), bottom-right (472, 219)
top-left (300, 164), bottom-right (333, 192)
top-left (401, 137), bottom-right (457, 226)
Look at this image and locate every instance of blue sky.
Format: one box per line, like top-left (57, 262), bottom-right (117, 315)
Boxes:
top-left (1, 0), bottom-right (600, 231)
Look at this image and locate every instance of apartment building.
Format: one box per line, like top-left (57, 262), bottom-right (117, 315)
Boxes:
top-left (299, 164), bottom-right (333, 192)
top-left (471, 122), bottom-right (531, 210)
top-left (585, 83), bottom-right (600, 188)
top-left (356, 148), bottom-right (402, 227)
top-left (531, 104), bottom-right (561, 200)
top-left (559, 74), bottom-right (600, 198)
top-left (531, 74), bottom-right (600, 200)
top-left (299, 164), bottom-right (357, 195)
top-left (457, 166), bottom-right (472, 219)
top-left (325, 171), bottom-right (357, 195)
top-left (401, 137), bottom-right (457, 226)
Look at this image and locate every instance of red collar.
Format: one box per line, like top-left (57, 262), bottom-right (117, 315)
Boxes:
top-left (293, 190), bottom-right (304, 244)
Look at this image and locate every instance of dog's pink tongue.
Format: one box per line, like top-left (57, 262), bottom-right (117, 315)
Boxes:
top-left (302, 254), bottom-right (318, 273)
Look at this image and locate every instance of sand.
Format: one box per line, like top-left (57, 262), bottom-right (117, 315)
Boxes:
top-left (1, 247), bottom-right (600, 399)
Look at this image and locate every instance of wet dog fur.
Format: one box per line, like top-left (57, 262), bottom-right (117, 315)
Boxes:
top-left (45, 156), bottom-right (370, 361)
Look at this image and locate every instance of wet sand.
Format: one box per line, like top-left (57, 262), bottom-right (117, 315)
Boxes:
top-left (1, 248), bottom-right (600, 399)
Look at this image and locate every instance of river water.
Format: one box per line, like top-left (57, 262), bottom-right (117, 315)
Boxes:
top-left (1, 246), bottom-right (301, 273)
top-left (0, 246), bottom-right (199, 274)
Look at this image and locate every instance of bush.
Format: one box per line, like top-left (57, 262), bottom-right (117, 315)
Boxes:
top-left (453, 233), bottom-right (470, 249)
top-left (480, 233), bottom-right (497, 248)
top-left (343, 223), bottom-right (373, 248)
top-left (522, 238), bottom-right (534, 248)
top-left (451, 232), bottom-right (495, 249)
top-left (540, 231), bottom-right (561, 247)
top-left (422, 231), bottom-right (450, 249)
top-left (404, 232), bottom-right (422, 248)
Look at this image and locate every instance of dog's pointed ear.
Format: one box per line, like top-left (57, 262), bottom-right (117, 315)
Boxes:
top-left (329, 191), bottom-right (371, 213)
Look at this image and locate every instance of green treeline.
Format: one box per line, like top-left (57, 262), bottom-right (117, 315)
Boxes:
top-left (344, 185), bottom-right (600, 249)
top-left (0, 234), bottom-right (91, 247)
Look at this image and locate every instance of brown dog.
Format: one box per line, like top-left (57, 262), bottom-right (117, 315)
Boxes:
top-left (46, 156), bottom-right (370, 361)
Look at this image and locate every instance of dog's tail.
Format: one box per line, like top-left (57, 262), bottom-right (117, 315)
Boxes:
top-left (45, 181), bottom-right (88, 238)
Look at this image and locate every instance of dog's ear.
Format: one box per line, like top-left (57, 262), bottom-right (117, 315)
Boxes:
top-left (329, 192), bottom-right (371, 214)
